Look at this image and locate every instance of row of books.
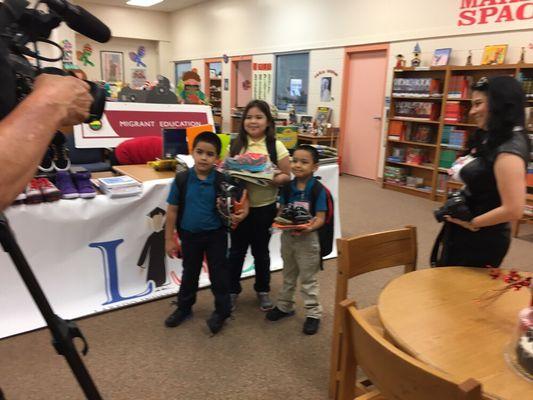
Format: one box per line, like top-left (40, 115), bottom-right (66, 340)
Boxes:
top-left (384, 166), bottom-right (430, 190)
top-left (388, 121), bottom-right (435, 143)
top-left (444, 101), bottom-right (469, 123)
top-left (441, 126), bottom-right (467, 149)
top-left (394, 101), bottom-right (440, 120)
top-left (94, 176), bottom-right (143, 198)
top-left (388, 147), bottom-right (431, 165)
top-left (522, 78), bottom-right (533, 99)
top-left (447, 75), bottom-right (474, 99)
top-left (392, 78), bottom-right (442, 97)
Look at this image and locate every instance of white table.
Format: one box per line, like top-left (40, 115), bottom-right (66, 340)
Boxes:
top-left (0, 164), bottom-right (340, 338)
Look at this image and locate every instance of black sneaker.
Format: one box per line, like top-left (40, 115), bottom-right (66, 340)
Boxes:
top-left (39, 146), bottom-right (54, 172)
top-left (51, 133), bottom-right (71, 171)
top-left (303, 317), bottom-right (320, 335)
top-left (206, 312), bottom-right (229, 334)
top-left (275, 204), bottom-right (296, 225)
top-left (266, 306), bottom-right (295, 321)
top-left (164, 309), bottom-right (192, 328)
top-left (293, 206), bottom-right (312, 224)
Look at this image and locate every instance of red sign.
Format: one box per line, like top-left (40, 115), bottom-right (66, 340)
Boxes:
top-left (458, 0), bottom-right (533, 26)
top-left (253, 63), bottom-right (272, 71)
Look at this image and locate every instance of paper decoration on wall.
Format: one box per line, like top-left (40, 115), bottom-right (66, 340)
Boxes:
top-left (252, 63), bottom-right (272, 102)
top-left (131, 68), bottom-right (147, 89)
top-left (62, 39), bottom-right (73, 67)
top-left (77, 44), bottom-right (94, 67)
top-left (242, 80), bottom-right (251, 90)
top-left (320, 77), bottom-right (331, 102)
top-left (129, 46), bottom-right (147, 67)
top-left (223, 54), bottom-right (229, 63)
top-left (179, 70), bottom-right (208, 105)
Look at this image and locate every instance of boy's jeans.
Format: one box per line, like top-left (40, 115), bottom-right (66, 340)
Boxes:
top-left (277, 230), bottom-right (322, 319)
top-left (177, 228), bottom-right (231, 317)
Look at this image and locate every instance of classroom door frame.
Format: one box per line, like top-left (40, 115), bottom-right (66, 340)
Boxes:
top-left (230, 55), bottom-right (253, 109)
top-left (204, 57), bottom-right (224, 99)
top-left (339, 43), bottom-right (389, 177)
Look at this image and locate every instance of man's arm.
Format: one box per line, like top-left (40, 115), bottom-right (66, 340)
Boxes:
top-left (0, 74), bottom-right (91, 210)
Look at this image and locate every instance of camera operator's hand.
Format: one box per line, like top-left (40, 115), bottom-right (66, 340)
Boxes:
top-left (444, 216), bottom-right (480, 232)
top-left (32, 74), bottom-right (92, 126)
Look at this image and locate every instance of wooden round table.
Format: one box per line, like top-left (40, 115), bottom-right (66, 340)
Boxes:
top-left (378, 267), bottom-right (532, 400)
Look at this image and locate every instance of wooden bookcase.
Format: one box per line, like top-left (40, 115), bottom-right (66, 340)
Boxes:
top-left (382, 63), bottom-right (533, 201)
top-left (204, 59), bottom-right (223, 130)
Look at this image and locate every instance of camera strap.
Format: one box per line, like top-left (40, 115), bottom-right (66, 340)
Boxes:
top-left (430, 222), bottom-right (451, 267)
top-left (0, 0), bottom-right (28, 31)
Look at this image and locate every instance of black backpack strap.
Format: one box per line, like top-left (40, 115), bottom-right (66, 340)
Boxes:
top-left (309, 177), bottom-right (325, 217)
top-left (174, 170), bottom-right (189, 231)
top-left (266, 138), bottom-right (278, 166)
top-left (280, 183), bottom-right (292, 206)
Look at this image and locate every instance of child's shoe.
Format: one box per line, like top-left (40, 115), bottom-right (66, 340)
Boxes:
top-left (24, 179), bottom-right (43, 204)
top-left (51, 137), bottom-right (71, 171)
top-left (12, 191), bottom-right (27, 206)
top-left (293, 206), bottom-right (312, 224)
top-left (303, 317), bottom-right (320, 335)
top-left (266, 306), bottom-right (295, 321)
top-left (275, 205), bottom-right (295, 225)
top-left (37, 178), bottom-right (62, 202)
top-left (164, 309), bottom-right (192, 328)
top-left (206, 312), bottom-right (229, 334)
top-left (257, 292), bottom-right (273, 311)
top-left (55, 171), bottom-right (79, 199)
top-left (38, 146), bottom-right (54, 172)
top-left (72, 171), bottom-right (96, 199)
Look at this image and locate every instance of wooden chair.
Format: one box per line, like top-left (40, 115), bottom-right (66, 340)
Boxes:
top-left (330, 226), bottom-right (417, 399)
top-left (337, 299), bottom-right (482, 400)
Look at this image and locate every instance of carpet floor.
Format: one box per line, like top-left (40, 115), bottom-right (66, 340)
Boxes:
top-left (1, 175), bottom-right (531, 400)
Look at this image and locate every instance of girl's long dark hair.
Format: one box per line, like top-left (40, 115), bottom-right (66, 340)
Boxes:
top-left (472, 76), bottom-right (525, 149)
top-left (230, 100), bottom-right (276, 156)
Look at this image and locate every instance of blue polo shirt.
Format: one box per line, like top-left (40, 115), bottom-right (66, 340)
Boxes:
top-left (279, 177), bottom-right (327, 214)
top-left (167, 169), bottom-right (222, 233)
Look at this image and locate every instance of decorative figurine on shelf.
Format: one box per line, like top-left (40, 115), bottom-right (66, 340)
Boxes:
top-left (287, 104), bottom-right (297, 125)
top-left (466, 50), bottom-right (473, 66)
top-left (411, 43), bottom-right (421, 67)
top-left (518, 47), bottom-right (525, 64)
top-left (395, 54), bottom-right (406, 68)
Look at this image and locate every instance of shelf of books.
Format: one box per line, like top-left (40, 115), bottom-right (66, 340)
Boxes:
top-left (383, 63), bottom-right (533, 200)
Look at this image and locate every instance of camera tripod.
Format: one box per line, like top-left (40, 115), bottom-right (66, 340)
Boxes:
top-left (0, 213), bottom-right (102, 399)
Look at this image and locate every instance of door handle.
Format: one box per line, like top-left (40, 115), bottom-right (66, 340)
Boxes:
top-left (373, 116), bottom-right (382, 120)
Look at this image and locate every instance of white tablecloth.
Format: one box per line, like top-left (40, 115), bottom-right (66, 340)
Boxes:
top-left (0, 164), bottom-right (340, 338)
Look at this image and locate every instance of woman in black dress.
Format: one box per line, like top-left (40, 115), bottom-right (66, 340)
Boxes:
top-left (437, 76), bottom-right (530, 267)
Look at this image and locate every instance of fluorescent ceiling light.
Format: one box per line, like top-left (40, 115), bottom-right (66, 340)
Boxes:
top-left (126, 0), bottom-right (164, 7)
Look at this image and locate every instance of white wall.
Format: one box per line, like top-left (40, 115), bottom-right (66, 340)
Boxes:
top-left (308, 48), bottom-right (345, 127)
top-left (170, 0), bottom-right (533, 60)
top-left (74, 35), bottom-right (160, 83)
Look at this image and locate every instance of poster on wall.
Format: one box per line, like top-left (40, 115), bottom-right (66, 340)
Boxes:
top-left (101, 51), bottom-right (124, 82)
top-left (252, 63), bottom-right (273, 102)
top-left (320, 77), bottom-right (332, 102)
top-left (73, 102), bottom-right (215, 148)
top-left (131, 68), bottom-right (147, 89)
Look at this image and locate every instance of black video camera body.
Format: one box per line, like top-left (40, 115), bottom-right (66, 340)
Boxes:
top-left (434, 191), bottom-right (473, 223)
top-left (0, 0), bottom-right (110, 122)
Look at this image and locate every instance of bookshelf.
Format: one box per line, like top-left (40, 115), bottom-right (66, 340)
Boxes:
top-left (204, 59), bottom-right (223, 131)
top-left (383, 63), bottom-right (533, 201)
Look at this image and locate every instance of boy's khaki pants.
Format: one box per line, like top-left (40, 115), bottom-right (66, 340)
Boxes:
top-left (277, 231), bottom-right (322, 319)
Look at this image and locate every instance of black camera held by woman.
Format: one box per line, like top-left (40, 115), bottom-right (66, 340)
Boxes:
top-left (434, 191), bottom-right (473, 223)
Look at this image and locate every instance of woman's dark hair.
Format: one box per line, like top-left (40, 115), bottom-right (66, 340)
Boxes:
top-left (471, 76), bottom-right (525, 148)
top-left (230, 100), bottom-right (276, 156)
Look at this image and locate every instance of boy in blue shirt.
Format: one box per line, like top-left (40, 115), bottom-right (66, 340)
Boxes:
top-left (266, 145), bottom-right (327, 335)
top-left (164, 132), bottom-right (247, 334)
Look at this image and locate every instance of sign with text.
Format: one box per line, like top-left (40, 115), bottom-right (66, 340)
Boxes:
top-left (458, 0), bottom-right (533, 26)
top-left (252, 63), bottom-right (273, 102)
top-left (74, 102), bottom-right (214, 148)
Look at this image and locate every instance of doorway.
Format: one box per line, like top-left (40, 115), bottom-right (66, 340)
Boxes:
top-left (340, 44), bottom-right (388, 179)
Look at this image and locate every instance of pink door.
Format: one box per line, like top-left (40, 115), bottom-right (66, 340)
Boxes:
top-left (235, 61), bottom-right (252, 107)
top-left (342, 50), bottom-right (387, 179)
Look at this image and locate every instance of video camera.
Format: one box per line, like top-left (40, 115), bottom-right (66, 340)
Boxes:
top-left (0, 0), bottom-right (111, 122)
top-left (434, 191), bottom-right (473, 223)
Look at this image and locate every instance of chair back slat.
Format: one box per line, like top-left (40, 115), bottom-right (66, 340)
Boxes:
top-left (343, 301), bottom-right (482, 400)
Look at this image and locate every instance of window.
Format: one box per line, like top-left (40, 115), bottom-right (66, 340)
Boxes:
top-left (275, 53), bottom-right (309, 113)
top-left (175, 61), bottom-right (192, 87)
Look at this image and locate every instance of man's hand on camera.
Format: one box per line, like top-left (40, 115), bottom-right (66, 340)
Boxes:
top-left (32, 74), bottom-right (92, 126)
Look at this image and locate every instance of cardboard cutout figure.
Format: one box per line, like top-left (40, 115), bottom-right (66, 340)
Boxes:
top-left (179, 70), bottom-right (208, 105)
top-left (137, 207), bottom-right (168, 287)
